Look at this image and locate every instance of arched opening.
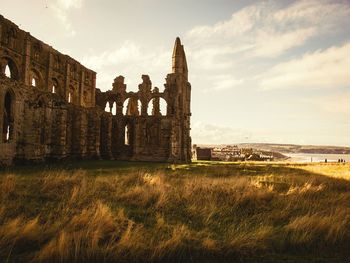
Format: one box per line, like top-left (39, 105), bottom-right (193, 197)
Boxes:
top-left (5, 65), bottom-right (11, 78)
top-left (123, 98), bottom-right (141, 116)
top-left (68, 86), bottom-right (75, 104)
top-left (104, 102), bottom-right (110, 112)
top-left (112, 102), bottom-right (117, 115)
top-left (103, 101), bottom-right (116, 114)
top-left (30, 70), bottom-right (41, 88)
top-left (2, 91), bottom-right (14, 143)
top-left (123, 99), bottom-right (129, 115)
top-left (147, 97), bottom-right (168, 116)
top-left (52, 79), bottom-right (58, 94)
top-left (125, 125), bottom-right (130, 145)
top-left (67, 85), bottom-right (78, 104)
top-left (1, 58), bottom-right (19, 80)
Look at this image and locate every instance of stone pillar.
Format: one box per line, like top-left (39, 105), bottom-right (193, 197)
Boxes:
top-left (91, 72), bottom-right (96, 107)
top-left (65, 60), bottom-right (70, 102)
top-left (71, 109), bottom-right (87, 158)
top-left (51, 108), bottom-right (67, 159)
top-left (0, 84), bottom-right (4, 143)
top-left (46, 49), bottom-right (53, 92)
top-left (79, 69), bottom-right (85, 106)
top-left (100, 113), bottom-right (112, 159)
top-left (87, 111), bottom-right (100, 158)
top-left (0, 23), bottom-right (2, 46)
top-left (23, 37), bottom-right (31, 85)
top-left (111, 117), bottom-right (119, 158)
top-left (152, 97), bottom-right (160, 116)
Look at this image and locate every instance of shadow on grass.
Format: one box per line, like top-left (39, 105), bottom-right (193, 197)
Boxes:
top-left (1, 160), bottom-right (350, 186)
top-left (0, 159), bottom-right (169, 176)
top-left (0, 161), bottom-right (349, 262)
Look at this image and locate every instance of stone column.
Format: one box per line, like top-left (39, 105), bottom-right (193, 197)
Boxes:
top-left (87, 111), bottom-right (100, 158)
top-left (51, 108), bottom-right (67, 159)
top-left (91, 72), bottom-right (96, 107)
top-left (0, 24), bottom-right (2, 45)
top-left (46, 49), bottom-right (53, 92)
top-left (65, 59), bottom-right (70, 102)
top-left (141, 99), bottom-right (148, 116)
top-left (79, 69), bottom-right (85, 106)
top-left (100, 113), bottom-right (113, 159)
top-left (0, 86), bottom-right (3, 143)
top-left (23, 36), bottom-right (31, 85)
top-left (152, 97), bottom-right (160, 116)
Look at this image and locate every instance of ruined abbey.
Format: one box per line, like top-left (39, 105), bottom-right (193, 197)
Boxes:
top-left (0, 15), bottom-right (192, 165)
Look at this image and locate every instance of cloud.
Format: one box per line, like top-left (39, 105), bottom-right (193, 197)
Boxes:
top-left (57, 0), bottom-right (84, 9)
top-left (186, 0), bottom-right (350, 59)
top-left (184, 0), bottom-right (350, 93)
top-left (83, 41), bottom-right (143, 70)
top-left (252, 27), bottom-right (316, 58)
top-left (191, 122), bottom-right (254, 144)
top-left (187, 4), bottom-right (258, 41)
top-left (259, 42), bottom-right (350, 90)
top-left (82, 41), bottom-right (170, 91)
top-left (209, 75), bottom-right (243, 91)
top-left (273, 0), bottom-right (350, 29)
top-left (51, 0), bottom-right (85, 36)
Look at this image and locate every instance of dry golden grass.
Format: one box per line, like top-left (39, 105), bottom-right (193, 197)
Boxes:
top-left (296, 163), bottom-right (350, 180)
top-left (0, 161), bottom-right (349, 262)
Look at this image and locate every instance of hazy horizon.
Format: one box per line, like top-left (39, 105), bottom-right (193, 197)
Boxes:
top-left (1, 0), bottom-right (349, 147)
top-left (195, 142), bottom-right (350, 148)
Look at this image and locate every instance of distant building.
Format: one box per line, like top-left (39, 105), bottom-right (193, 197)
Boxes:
top-left (241, 148), bottom-right (254, 156)
top-left (195, 147), bottom-right (212, 161)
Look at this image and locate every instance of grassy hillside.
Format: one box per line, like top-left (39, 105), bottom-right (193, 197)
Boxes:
top-left (0, 161), bottom-right (349, 262)
top-left (199, 143), bottom-right (350, 154)
top-left (237, 143), bottom-right (350, 154)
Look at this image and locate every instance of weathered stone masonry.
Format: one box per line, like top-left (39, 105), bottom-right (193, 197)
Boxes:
top-left (0, 15), bottom-right (191, 165)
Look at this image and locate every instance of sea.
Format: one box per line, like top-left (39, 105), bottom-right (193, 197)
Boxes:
top-left (285, 153), bottom-right (350, 163)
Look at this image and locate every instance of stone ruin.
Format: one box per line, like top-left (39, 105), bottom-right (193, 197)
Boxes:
top-left (0, 15), bottom-right (192, 165)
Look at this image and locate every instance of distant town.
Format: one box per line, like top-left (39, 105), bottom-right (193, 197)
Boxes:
top-left (193, 143), bottom-right (350, 162)
top-left (193, 145), bottom-right (287, 162)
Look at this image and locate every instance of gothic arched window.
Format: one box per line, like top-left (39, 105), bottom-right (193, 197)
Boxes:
top-left (2, 91), bottom-right (14, 143)
top-left (2, 58), bottom-right (19, 80)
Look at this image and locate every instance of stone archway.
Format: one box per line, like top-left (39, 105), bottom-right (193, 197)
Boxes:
top-left (1, 57), bottom-right (20, 80)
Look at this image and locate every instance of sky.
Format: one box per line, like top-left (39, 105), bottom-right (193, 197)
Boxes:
top-left (1, 0), bottom-right (350, 146)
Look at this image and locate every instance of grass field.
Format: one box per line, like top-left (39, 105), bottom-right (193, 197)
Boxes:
top-left (0, 161), bottom-right (349, 262)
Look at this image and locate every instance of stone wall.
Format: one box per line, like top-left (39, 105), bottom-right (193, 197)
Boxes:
top-left (0, 15), bottom-right (191, 165)
top-left (0, 15), bottom-right (96, 108)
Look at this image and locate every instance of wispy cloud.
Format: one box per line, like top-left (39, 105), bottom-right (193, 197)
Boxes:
top-left (57, 0), bottom-right (84, 9)
top-left (251, 27), bottom-right (316, 58)
top-left (51, 0), bottom-right (85, 36)
top-left (187, 0), bottom-right (350, 58)
top-left (210, 75), bottom-right (243, 91)
top-left (259, 42), bottom-right (350, 90)
top-left (82, 41), bottom-right (170, 90)
top-left (184, 0), bottom-right (350, 93)
top-left (192, 122), bottom-right (254, 144)
top-left (83, 41), bottom-right (143, 70)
